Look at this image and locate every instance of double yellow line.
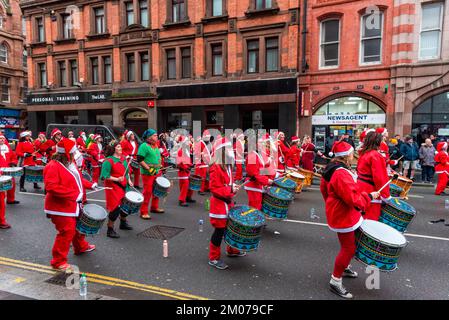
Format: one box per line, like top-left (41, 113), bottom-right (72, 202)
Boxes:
top-left (0, 256), bottom-right (208, 300)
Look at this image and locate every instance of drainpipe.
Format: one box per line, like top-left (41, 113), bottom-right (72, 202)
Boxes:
top-left (301, 0), bottom-right (308, 73)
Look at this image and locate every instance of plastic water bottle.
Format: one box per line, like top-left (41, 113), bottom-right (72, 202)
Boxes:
top-left (198, 219), bottom-right (204, 232)
top-left (163, 240), bottom-right (168, 258)
top-left (79, 273), bottom-right (87, 297)
top-left (445, 200), bottom-right (449, 210)
top-left (204, 198), bottom-right (210, 211)
top-left (310, 208), bottom-right (319, 219)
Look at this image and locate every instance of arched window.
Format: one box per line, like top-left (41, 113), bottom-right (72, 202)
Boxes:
top-left (0, 44), bottom-right (7, 63)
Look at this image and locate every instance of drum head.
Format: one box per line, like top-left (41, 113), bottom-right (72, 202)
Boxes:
top-left (360, 220), bottom-right (407, 247)
top-left (289, 172), bottom-right (304, 179)
top-left (83, 204), bottom-right (108, 220)
top-left (390, 184), bottom-right (403, 192)
top-left (27, 166), bottom-right (44, 171)
top-left (398, 176), bottom-right (412, 182)
top-left (191, 174), bottom-right (203, 180)
top-left (126, 191), bottom-right (144, 203)
top-left (267, 187), bottom-right (293, 200)
top-left (229, 205), bottom-right (265, 227)
top-left (275, 177), bottom-right (296, 188)
top-left (0, 176), bottom-right (11, 182)
top-left (385, 198), bottom-right (416, 215)
top-left (156, 176), bottom-right (171, 188)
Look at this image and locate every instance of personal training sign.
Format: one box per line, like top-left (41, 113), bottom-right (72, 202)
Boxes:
top-left (27, 91), bottom-right (112, 105)
top-left (312, 113), bottom-right (385, 125)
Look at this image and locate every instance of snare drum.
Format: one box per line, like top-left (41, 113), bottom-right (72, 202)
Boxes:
top-left (273, 177), bottom-right (297, 194)
top-left (390, 173), bottom-right (413, 198)
top-left (76, 204), bottom-right (108, 235)
top-left (225, 205), bottom-right (266, 252)
top-left (389, 184), bottom-right (403, 198)
top-left (130, 160), bottom-right (140, 169)
top-left (189, 174), bottom-right (203, 191)
top-left (0, 176), bottom-right (13, 191)
top-left (120, 191), bottom-right (144, 216)
top-left (81, 170), bottom-right (92, 182)
top-left (380, 198), bottom-right (417, 233)
top-left (153, 176), bottom-right (171, 198)
top-left (24, 166), bottom-right (44, 183)
top-left (0, 167), bottom-right (24, 177)
top-left (262, 187), bottom-right (294, 220)
top-left (355, 219), bottom-right (407, 272)
top-left (297, 168), bottom-right (314, 187)
top-left (287, 171), bottom-right (305, 193)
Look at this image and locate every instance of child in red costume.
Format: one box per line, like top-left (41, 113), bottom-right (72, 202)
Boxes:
top-left (176, 136), bottom-right (196, 207)
top-left (286, 136), bottom-right (301, 169)
top-left (434, 141), bottom-right (449, 196)
top-left (321, 141), bottom-right (379, 299)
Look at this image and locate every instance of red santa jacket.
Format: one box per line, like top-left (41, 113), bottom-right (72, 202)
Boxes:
top-left (0, 143), bottom-right (16, 166)
top-left (357, 150), bottom-right (391, 203)
top-left (16, 141), bottom-right (36, 166)
top-left (76, 136), bottom-right (86, 149)
top-left (277, 140), bottom-right (290, 169)
top-left (244, 150), bottom-right (273, 193)
top-left (121, 139), bottom-right (139, 159)
top-left (193, 140), bottom-right (211, 168)
top-left (158, 141), bottom-right (170, 167)
top-left (176, 147), bottom-right (192, 179)
top-left (234, 139), bottom-right (245, 164)
top-left (286, 145), bottom-right (301, 168)
top-left (320, 165), bottom-right (371, 232)
top-left (44, 160), bottom-right (94, 217)
top-left (40, 139), bottom-right (56, 159)
top-left (209, 164), bottom-right (235, 228)
top-left (87, 143), bottom-right (104, 167)
top-left (435, 151), bottom-right (449, 174)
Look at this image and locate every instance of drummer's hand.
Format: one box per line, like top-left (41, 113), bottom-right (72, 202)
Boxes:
top-left (370, 192), bottom-right (380, 200)
top-left (91, 183), bottom-right (98, 190)
top-left (128, 180), bottom-right (134, 188)
top-left (232, 183), bottom-right (240, 193)
top-left (117, 176), bottom-right (124, 182)
top-left (268, 179), bottom-right (274, 185)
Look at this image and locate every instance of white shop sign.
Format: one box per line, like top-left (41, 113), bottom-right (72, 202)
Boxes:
top-left (312, 114), bottom-right (386, 125)
top-left (438, 128), bottom-right (449, 136)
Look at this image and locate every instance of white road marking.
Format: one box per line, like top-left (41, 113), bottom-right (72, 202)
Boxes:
top-left (406, 194), bottom-right (424, 199)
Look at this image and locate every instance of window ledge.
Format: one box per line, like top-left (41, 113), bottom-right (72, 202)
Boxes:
top-left (54, 38), bottom-right (76, 44)
top-left (201, 14), bottom-right (229, 23)
top-left (163, 19), bottom-right (191, 29)
top-left (86, 32), bottom-right (111, 40)
top-left (30, 41), bottom-right (46, 47)
top-left (245, 7), bottom-right (280, 17)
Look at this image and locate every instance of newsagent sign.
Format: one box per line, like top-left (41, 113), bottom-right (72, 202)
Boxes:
top-left (312, 113), bottom-right (386, 125)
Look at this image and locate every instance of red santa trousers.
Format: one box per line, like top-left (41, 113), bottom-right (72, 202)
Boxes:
top-left (132, 167), bottom-right (141, 188)
top-left (209, 227), bottom-right (240, 261)
top-left (91, 166), bottom-right (100, 184)
top-left (235, 164), bottom-right (243, 181)
top-left (6, 179), bottom-right (15, 202)
top-left (246, 190), bottom-right (263, 210)
top-left (435, 172), bottom-right (449, 195)
top-left (178, 178), bottom-right (193, 202)
top-left (141, 174), bottom-right (160, 215)
top-left (333, 231), bottom-right (356, 278)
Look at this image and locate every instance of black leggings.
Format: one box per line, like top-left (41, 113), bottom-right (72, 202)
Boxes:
top-left (108, 206), bottom-right (127, 222)
top-left (210, 227), bottom-right (226, 247)
top-left (19, 175), bottom-right (39, 189)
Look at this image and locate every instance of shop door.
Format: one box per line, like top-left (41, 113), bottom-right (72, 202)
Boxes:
top-left (124, 110), bottom-right (148, 138)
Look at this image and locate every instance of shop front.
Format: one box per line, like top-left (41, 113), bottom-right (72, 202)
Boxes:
top-left (0, 108), bottom-right (22, 139)
top-left (312, 96), bottom-right (386, 152)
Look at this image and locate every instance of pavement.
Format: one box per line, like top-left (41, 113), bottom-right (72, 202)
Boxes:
top-left (0, 175), bottom-right (449, 300)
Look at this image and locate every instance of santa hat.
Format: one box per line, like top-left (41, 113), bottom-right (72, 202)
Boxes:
top-left (277, 131), bottom-right (285, 139)
top-left (56, 138), bottom-right (77, 159)
top-left (20, 131), bottom-right (31, 138)
top-left (39, 132), bottom-right (46, 137)
top-left (375, 127), bottom-right (388, 136)
top-left (126, 130), bottom-right (134, 139)
top-left (51, 128), bottom-right (62, 138)
top-left (329, 141), bottom-right (354, 157)
top-left (0, 134), bottom-right (5, 139)
top-left (291, 136), bottom-right (300, 143)
top-left (176, 135), bottom-right (188, 144)
top-left (212, 136), bottom-right (232, 156)
top-left (202, 130), bottom-right (211, 140)
top-left (93, 134), bottom-right (102, 141)
top-left (259, 133), bottom-right (271, 143)
top-left (360, 128), bottom-right (375, 143)
top-left (437, 141), bottom-right (448, 152)
top-left (79, 131), bottom-right (86, 136)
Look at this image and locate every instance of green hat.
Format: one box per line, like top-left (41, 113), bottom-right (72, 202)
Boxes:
top-left (142, 128), bottom-right (157, 140)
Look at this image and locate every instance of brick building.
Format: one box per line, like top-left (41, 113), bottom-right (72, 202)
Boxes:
top-left (22, 0), bottom-right (300, 137)
top-left (0, 0), bottom-right (27, 139)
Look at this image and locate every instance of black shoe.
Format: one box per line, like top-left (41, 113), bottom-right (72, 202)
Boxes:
top-left (34, 184), bottom-right (42, 190)
top-left (342, 267), bottom-right (358, 278)
top-left (179, 201), bottom-right (188, 207)
top-left (107, 228), bottom-right (120, 238)
top-left (186, 198), bottom-right (196, 203)
top-left (329, 280), bottom-right (353, 299)
top-left (7, 201), bottom-right (20, 205)
top-left (119, 220), bottom-right (133, 230)
top-left (134, 186), bottom-right (141, 190)
top-left (20, 188), bottom-right (26, 192)
top-left (199, 192), bottom-right (206, 196)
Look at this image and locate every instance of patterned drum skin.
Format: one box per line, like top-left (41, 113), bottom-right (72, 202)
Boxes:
top-left (189, 174), bottom-right (203, 191)
top-left (24, 166), bottom-right (44, 183)
top-left (120, 191), bottom-right (144, 215)
top-left (389, 184), bottom-right (403, 198)
top-left (153, 176), bottom-right (171, 198)
top-left (380, 198), bottom-right (417, 233)
top-left (390, 173), bottom-right (412, 198)
top-left (1, 167), bottom-right (24, 177)
top-left (273, 177), bottom-right (297, 194)
top-left (224, 205), bottom-right (266, 252)
top-left (287, 171), bottom-right (305, 193)
top-left (355, 220), bottom-right (407, 272)
top-left (298, 168), bottom-right (314, 187)
top-left (76, 204), bottom-right (108, 235)
top-left (262, 187), bottom-right (294, 220)
top-left (0, 176), bottom-right (13, 191)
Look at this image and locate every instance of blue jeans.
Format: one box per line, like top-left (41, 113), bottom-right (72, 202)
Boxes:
top-left (421, 165), bottom-right (435, 182)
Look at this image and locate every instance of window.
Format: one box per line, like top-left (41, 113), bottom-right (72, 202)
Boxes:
top-left (126, 2), bottom-right (134, 26)
top-left (36, 17), bottom-right (45, 42)
top-left (0, 44), bottom-right (7, 63)
top-left (320, 19), bottom-right (340, 67)
top-left (181, 47), bottom-right (191, 78)
top-left (212, 0), bottom-right (223, 16)
top-left (91, 57), bottom-right (99, 84)
top-left (94, 7), bottom-right (105, 34)
top-left (1, 77), bottom-right (9, 102)
top-left (419, 2), bottom-right (444, 60)
top-left (266, 37), bottom-right (278, 71)
top-left (70, 60), bottom-right (78, 86)
top-left (139, 0), bottom-right (149, 27)
top-left (23, 49), bottom-right (27, 68)
top-left (212, 44), bottom-right (223, 76)
top-left (58, 61), bottom-right (67, 87)
top-left (247, 39), bottom-right (259, 73)
top-left (360, 13), bottom-right (383, 64)
top-left (38, 62), bottom-right (47, 87)
top-left (255, 0), bottom-right (272, 10)
top-left (62, 14), bottom-right (73, 39)
top-left (140, 52), bottom-right (150, 81)
top-left (127, 53), bottom-right (135, 82)
top-left (166, 49), bottom-right (176, 79)
top-left (173, 0), bottom-right (186, 22)
top-left (103, 56), bottom-right (112, 84)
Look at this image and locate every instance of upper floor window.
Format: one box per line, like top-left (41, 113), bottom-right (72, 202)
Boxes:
top-left (70, 60), bottom-right (78, 86)
top-left (1, 77), bottom-right (10, 103)
top-left (360, 12), bottom-right (383, 64)
top-left (0, 44), bottom-right (7, 63)
top-left (320, 19), bottom-right (340, 67)
top-left (37, 62), bottom-right (47, 87)
top-left (139, 0), bottom-right (149, 27)
top-left (36, 17), bottom-right (45, 42)
top-left (181, 47), bottom-right (191, 78)
top-left (126, 2), bottom-right (135, 26)
top-left (91, 57), bottom-right (99, 85)
top-left (212, 0), bottom-right (223, 16)
top-left (104, 56), bottom-right (112, 84)
top-left (140, 52), bottom-right (150, 81)
top-left (166, 49), bottom-right (176, 79)
top-left (212, 44), bottom-right (223, 76)
top-left (94, 7), bottom-right (105, 34)
top-left (247, 39), bottom-right (259, 73)
top-left (173, 0), bottom-right (186, 22)
top-left (58, 61), bottom-right (67, 87)
top-left (62, 14), bottom-right (73, 39)
top-left (266, 37), bottom-right (279, 72)
top-left (255, 0), bottom-right (272, 10)
top-left (419, 2), bottom-right (444, 60)
top-left (127, 53), bottom-right (136, 82)
top-left (23, 49), bottom-right (27, 68)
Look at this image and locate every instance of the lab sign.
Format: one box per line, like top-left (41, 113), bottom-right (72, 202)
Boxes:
top-left (27, 91), bottom-right (111, 105)
top-left (312, 114), bottom-right (386, 125)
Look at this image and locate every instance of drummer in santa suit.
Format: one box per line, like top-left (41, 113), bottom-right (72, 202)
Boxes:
top-left (301, 135), bottom-right (323, 171)
top-left (44, 138), bottom-right (98, 272)
top-left (194, 130), bottom-right (212, 195)
top-left (233, 133), bottom-right (245, 182)
top-left (208, 136), bottom-right (245, 270)
top-left (76, 131), bottom-right (87, 150)
top-left (320, 141), bottom-right (380, 299)
top-left (356, 131), bottom-right (391, 221)
top-left (0, 135), bottom-right (19, 205)
top-left (40, 128), bottom-right (63, 160)
top-left (434, 141), bottom-right (449, 196)
top-left (0, 134), bottom-right (15, 228)
top-left (100, 141), bottom-right (134, 238)
top-left (120, 130), bottom-right (141, 189)
top-left (33, 132), bottom-right (47, 166)
top-left (376, 127), bottom-right (398, 171)
top-left (16, 131), bottom-right (42, 192)
top-left (356, 128), bottom-right (374, 152)
top-left (176, 135), bottom-right (196, 207)
top-left (244, 133), bottom-right (275, 210)
top-left (286, 136), bottom-right (301, 169)
top-left (276, 131), bottom-right (291, 173)
top-left (87, 134), bottom-right (105, 184)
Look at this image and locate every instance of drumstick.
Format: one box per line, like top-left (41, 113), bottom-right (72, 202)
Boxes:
top-left (377, 174), bottom-right (399, 194)
top-left (86, 187), bottom-right (112, 194)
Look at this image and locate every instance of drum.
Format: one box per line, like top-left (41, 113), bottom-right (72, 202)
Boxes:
top-left (390, 173), bottom-right (413, 198)
top-left (389, 184), bottom-right (403, 198)
top-left (1, 167), bottom-right (24, 177)
top-left (273, 177), bottom-right (297, 194)
top-left (24, 166), bottom-right (44, 183)
top-left (189, 174), bottom-right (203, 191)
top-left (130, 160), bottom-right (140, 169)
top-left (380, 198), bottom-right (417, 233)
top-left (0, 176), bottom-right (13, 191)
top-left (120, 191), bottom-right (144, 216)
top-left (81, 170), bottom-right (92, 182)
top-left (153, 176), bottom-right (171, 198)
top-left (262, 187), bottom-right (294, 220)
top-left (355, 220), bottom-right (407, 272)
top-left (224, 205), bottom-right (266, 252)
top-left (76, 204), bottom-right (108, 236)
top-left (287, 171), bottom-right (305, 193)
top-left (297, 168), bottom-right (314, 187)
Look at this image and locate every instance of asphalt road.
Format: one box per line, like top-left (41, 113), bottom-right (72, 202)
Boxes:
top-left (0, 177), bottom-right (449, 300)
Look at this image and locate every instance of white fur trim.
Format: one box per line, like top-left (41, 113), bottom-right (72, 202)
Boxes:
top-left (56, 146), bottom-right (66, 153)
top-left (328, 216), bottom-right (363, 233)
top-left (244, 186), bottom-right (265, 193)
top-left (209, 213), bottom-right (227, 219)
top-left (214, 141), bottom-right (232, 151)
top-left (334, 146), bottom-right (354, 157)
